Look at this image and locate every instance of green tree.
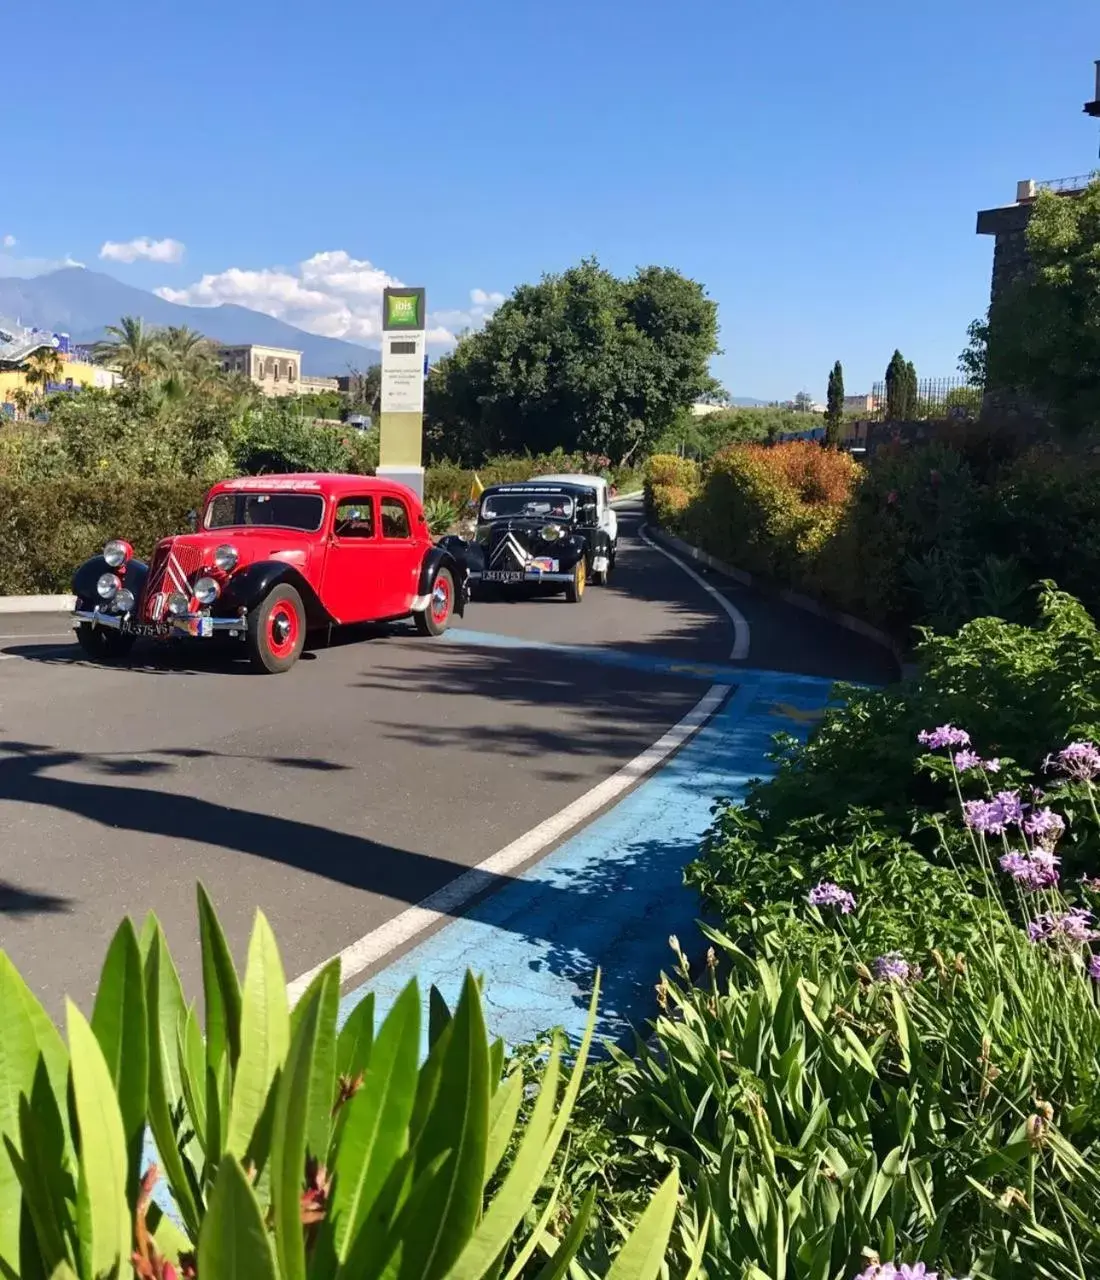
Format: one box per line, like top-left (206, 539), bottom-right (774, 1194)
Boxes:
top-left (95, 316), bottom-right (166, 388)
top-left (885, 349), bottom-right (918, 420)
top-left (793, 390), bottom-right (814, 413)
top-left (968, 178), bottom-right (1100, 431)
top-left (158, 325), bottom-right (217, 385)
top-left (23, 347), bottom-right (65, 398)
top-left (825, 360), bottom-right (844, 444)
top-left (425, 257), bottom-right (719, 464)
top-left (905, 359), bottom-right (919, 418)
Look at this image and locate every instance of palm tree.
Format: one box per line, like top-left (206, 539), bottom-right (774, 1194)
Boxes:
top-left (159, 325), bottom-right (216, 384)
top-left (10, 386), bottom-right (33, 419)
top-left (23, 347), bottom-right (65, 399)
top-left (95, 316), bottom-right (165, 388)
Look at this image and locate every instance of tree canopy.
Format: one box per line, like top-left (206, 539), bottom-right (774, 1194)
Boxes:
top-left (424, 258), bottom-right (720, 463)
top-left (825, 361), bottom-right (844, 444)
top-left (969, 179), bottom-right (1100, 431)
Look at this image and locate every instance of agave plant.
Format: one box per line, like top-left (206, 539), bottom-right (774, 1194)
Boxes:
top-left (423, 496), bottom-right (461, 538)
top-left (0, 885), bottom-right (680, 1280)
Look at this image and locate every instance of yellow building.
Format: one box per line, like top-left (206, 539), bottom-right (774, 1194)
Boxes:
top-left (218, 343), bottom-right (302, 397)
top-left (0, 359), bottom-right (122, 406)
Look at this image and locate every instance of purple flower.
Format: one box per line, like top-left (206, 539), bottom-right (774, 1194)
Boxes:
top-left (964, 792), bottom-right (1025, 835)
top-left (853, 1265), bottom-right (940, 1280)
top-left (984, 758), bottom-right (1002, 774)
top-left (1089, 954), bottom-right (1100, 981)
top-left (1023, 807), bottom-right (1066, 849)
top-left (1048, 740), bottom-right (1100, 782)
top-left (918, 725), bottom-right (970, 750)
top-left (807, 881), bottom-right (856, 914)
top-left (1028, 908), bottom-right (1099, 947)
top-left (1080, 875), bottom-right (1100, 892)
top-left (873, 952), bottom-right (917, 983)
top-left (994, 790), bottom-right (1025, 825)
top-left (953, 750), bottom-right (982, 771)
top-left (999, 849), bottom-right (1059, 890)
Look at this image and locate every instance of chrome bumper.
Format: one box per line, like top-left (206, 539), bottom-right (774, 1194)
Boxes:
top-left (472, 571), bottom-right (578, 584)
top-left (72, 607), bottom-right (248, 638)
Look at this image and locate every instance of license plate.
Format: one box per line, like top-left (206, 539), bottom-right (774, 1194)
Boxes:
top-left (127, 623), bottom-right (172, 638)
top-left (482, 570), bottom-right (525, 583)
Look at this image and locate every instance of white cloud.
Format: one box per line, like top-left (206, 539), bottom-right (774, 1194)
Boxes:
top-left (100, 236), bottom-right (186, 265)
top-left (2, 235), bottom-right (15, 249)
top-left (155, 250), bottom-right (507, 349)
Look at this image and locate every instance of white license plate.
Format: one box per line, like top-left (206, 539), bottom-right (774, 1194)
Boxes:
top-left (482, 570), bottom-right (525, 583)
top-left (127, 623), bottom-right (172, 638)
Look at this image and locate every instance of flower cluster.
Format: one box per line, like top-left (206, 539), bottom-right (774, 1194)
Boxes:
top-left (999, 849), bottom-right (1060, 891)
top-left (1047, 740), bottom-right (1100, 782)
top-left (1023, 806), bottom-right (1066, 848)
top-left (963, 791), bottom-right (1025, 835)
top-left (807, 881), bottom-right (856, 914)
top-left (918, 725), bottom-right (970, 750)
top-left (854, 1263), bottom-right (949, 1280)
top-left (1027, 907), bottom-right (1099, 947)
top-left (873, 952), bottom-right (919, 983)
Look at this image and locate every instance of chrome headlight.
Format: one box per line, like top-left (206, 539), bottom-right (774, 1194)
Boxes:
top-left (540, 523), bottom-right (564, 542)
top-left (113, 588), bottom-right (135, 613)
top-left (96, 572), bottom-right (120, 600)
top-left (193, 576), bottom-right (220, 606)
top-left (167, 592), bottom-right (189, 616)
top-left (103, 539), bottom-right (131, 568)
top-left (214, 543), bottom-right (239, 572)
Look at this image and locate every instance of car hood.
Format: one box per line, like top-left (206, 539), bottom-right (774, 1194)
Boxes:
top-left (155, 529), bottom-right (314, 573)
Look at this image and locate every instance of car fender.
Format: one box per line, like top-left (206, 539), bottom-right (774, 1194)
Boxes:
top-left (438, 535), bottom-right (486, 577)
top-left (419, 545), bottom-right (468, 616)
top-left (556, 536), bottom-right (587, 570)
top-left (72, 554), bottom-right (150, 605)
top-left (217, 560), bottom-right (330, 627)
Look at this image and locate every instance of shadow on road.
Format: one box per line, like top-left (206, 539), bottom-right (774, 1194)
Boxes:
top-left (0, 880), bottom-right (71, 918)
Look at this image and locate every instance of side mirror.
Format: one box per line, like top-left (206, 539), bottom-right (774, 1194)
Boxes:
top-left (186, 509), bottom-right (198, 531)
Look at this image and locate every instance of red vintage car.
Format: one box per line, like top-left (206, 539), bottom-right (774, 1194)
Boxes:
top-left (70, 473), bottom-right (469, 673)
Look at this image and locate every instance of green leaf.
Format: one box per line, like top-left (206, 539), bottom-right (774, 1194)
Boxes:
top-left (502, 1154), bottom-right (567, 1280)
top-left (145, 926), bottom-right (202, 1236)
top-left (288, 961), bottom-right (339, 1165)
top-left (67, 1001), bottom-right (131, 1280)
top-left (329, 981), bottom-right (420, 1264)
top-left (531, 1188), bottom-right (595, 1280)
top-left (47, 1264), bottom-right (78, 1280)
top-left (489, 1038), bottom-right (505, 1094)
top-left (197, 1156), bottom-right (278, 1280)
top-left (226, 911), bottom-right (290, 1161)
top-left (486, 1069), bottom-right (523, 1183)
top-left (429, 986), bottom-right (452, 1050)
top-left (0, 951), bottom-right (50, 1276)
top-left (397, 973), bottom-right (490, 1280)
top-left (198, 883), bottom-right (243, 1076)
top-left (11, 1066), bottom-right (75, 1277)
top-left (336, 993), bottom-right (374, 1084)
top-left (177, 1003), bottom-right (209, 1159)
top-left (605, 1170), bottom-right (680, 1280)
top-left (91, 918), bottom-right (148, 1205)
top-left (271, 979), bottom-right (323, 1280)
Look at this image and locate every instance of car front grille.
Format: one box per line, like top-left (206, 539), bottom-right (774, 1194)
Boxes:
top-left (141, 542), bottom-right (203, 621)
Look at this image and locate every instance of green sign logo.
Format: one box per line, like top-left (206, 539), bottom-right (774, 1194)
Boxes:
top-left (386, 294), bottom-right (420, 328)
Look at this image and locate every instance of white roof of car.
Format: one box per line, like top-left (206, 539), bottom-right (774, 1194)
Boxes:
top-left (530, 473), bottom-right (608, 490)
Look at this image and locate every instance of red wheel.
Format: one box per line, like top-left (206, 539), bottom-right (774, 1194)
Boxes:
top-left (415, 568), bottom-right (454, 636)
top-left (247, 584), bottom-right (306, 673)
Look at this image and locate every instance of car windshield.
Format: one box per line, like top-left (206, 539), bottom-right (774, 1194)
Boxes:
top-left (480, 492), bottom-right (575, 521)
top-left (205, 492), bottom-right (324, 531)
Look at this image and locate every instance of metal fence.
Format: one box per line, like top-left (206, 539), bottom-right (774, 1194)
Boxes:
top-left (866, 376), bottom-right (982, 422)
top-left (1036, 174), bottom-right (1096, 195)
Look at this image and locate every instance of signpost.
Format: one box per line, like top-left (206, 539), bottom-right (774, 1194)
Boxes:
top-left (378, 286), bottom-right (427, 500)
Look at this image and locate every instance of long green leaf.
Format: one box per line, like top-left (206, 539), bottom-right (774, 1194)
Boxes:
top-left (429, 986), bottom-right (452, 1050)
top-left (198, 883), bottom-right (243, 1076)
top-left (531, 1187), bottom-right (596, 1280)
top-left (145, 927), bottom-right (202, 1236)
top-left (502, 1154), bottom-right (568, 1280)
top-left (446, 974), bottom-right (601, 1280)
top-left (604, 1170), bottom-right (680, 1280)
top-left (397, 973), bottom-right (490, 1280)
top-left (177, 1002), bottom-right (209, 1158)
top-left (11, 1066), bottom-right (75, 1276)
top-left (329, 980), bottom-right (420, 1264)
top-left (0, 952), bottom-right (49, 1276)
top-left (91, 918), bottom-right (148, 1205)
top-left (226, 911), bottom-right (290, 1161)
top-left (289, 961), bottom-right (339, 1165)
top-left (485, 1069), bottom-right (523, 1184)
top-left (197, 1156), bottom-right (278, 1280)
top-left (67, 1001), bottom-right (131, 1280)
top-left (272, 980), bottom-right (323, 1280)
top-left (336, 993), bottom-right (375, 1083)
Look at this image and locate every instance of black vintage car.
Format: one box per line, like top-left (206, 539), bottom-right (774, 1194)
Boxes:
top-left (445, 481), bottom-right (616, 603)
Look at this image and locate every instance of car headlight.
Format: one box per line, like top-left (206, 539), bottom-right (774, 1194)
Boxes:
top-left (113, 588), bottom-right (135, 613)
top-left (193, 576), bottom-right (220, 605)
top-left (96, 572), bottom-right (120, 600)
top-left (103, 539), bottom-right (132, 568)
top-left (167, 592), bottom-right (189, 616)
top-left (540, 523), bottom-right (564, 541)
top-left (214, 543), bottom-right (239, 572)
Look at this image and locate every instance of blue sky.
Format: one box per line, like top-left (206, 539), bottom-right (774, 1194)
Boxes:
top-left (4, 0), bottom-right (1098, 399)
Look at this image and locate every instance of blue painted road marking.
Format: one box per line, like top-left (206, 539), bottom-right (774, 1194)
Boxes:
top-left (337, 668), bottom-right (839, 1054)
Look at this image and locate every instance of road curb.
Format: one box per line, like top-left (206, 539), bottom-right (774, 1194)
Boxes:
top-left (644, 524), bottom-right (908, 678)
top-left (0, 493), bottom-right (646, 615)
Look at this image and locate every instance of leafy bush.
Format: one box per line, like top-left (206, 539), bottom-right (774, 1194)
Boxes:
top-left (0, 887), bottom-right (680, 1280)
top-left (423, 496), bottom-right (460, 536)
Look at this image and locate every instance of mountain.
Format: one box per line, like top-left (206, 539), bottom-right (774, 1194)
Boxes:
top-left (0, 268), bottom-right (380, 376)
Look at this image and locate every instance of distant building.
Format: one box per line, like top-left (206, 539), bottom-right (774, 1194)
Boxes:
top-left (300, 374), bottom-right (339, 394)
top-left (843, 393), bottom-right (875, 415)
top-left (218, 343), bottom-right (302, 397)
top-left (690, 401), bottom-right (728, 418)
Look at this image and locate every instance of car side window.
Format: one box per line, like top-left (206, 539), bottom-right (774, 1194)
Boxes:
top-left (381, 497), bottom-right (410, 539)
top-left (334, 499), bottom-right (375, 539)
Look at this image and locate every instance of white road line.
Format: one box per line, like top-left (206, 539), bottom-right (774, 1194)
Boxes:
top-left (286, 682), bottom-right (730, 1004)
top-left (638, 524), bottom-right (751, 661)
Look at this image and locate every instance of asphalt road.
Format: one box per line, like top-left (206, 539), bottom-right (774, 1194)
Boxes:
top-left (0, 503), bottom-right (894, 1014)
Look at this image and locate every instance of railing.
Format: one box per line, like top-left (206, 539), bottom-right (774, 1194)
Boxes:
top-left (1035, 173), bottom-right (1097, 195)
top-left (866, 376), bottom-right (982, 422)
